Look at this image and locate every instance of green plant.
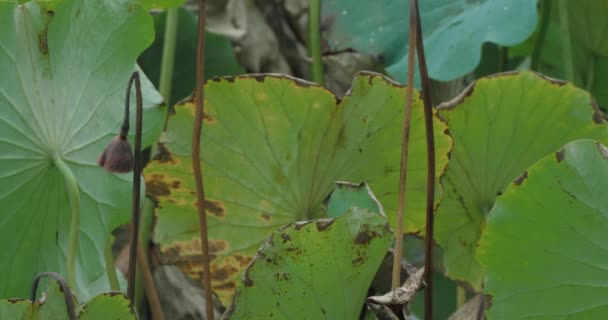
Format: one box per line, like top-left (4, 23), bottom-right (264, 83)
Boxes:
top-left (2, 0), bottom-right (608, 319)
top-left (0, 0), bottom-right (164, 302)
top-left (144, 72), bottom-right (451, 306)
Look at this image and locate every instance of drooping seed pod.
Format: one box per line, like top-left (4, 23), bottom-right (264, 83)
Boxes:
top-left (97, 135), bottom-right (133, 173)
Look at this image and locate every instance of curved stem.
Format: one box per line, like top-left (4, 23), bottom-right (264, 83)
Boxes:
top-left (557, 0), bottom-right (574, 82)
top-left (307, 0), bottom-right (324, 85)
top-left (135, 199), bottom-right (165, 320)
top-left (126, 71), bottom-right (144, 302)
top-left (137, 241), bottom-right (166, 320)
top-left (413, 0), bottom-right (436, 318)
top-left (193, 1), bottom-right (215, 319)
top-left (392, 0), bottom-right (418, 290)
top-left (531, 0), bottom-right (551, 70)
top-left (134, 198), bottom-right (155, 313)
top-left (159, 8), bottom-right (179, 104)
top-left (31, 272), bottom-right (77, 320)
top-left (53, 157), bottom-right (80, 291)
top-left (105, 235), bottom-right (120, 291)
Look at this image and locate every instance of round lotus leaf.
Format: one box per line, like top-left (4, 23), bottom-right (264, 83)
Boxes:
top-left (0, 0), bottom-right (165, 300)
top-left (225, 207), bottom-right (392, 319)
top-left (322, 0), bottom-right (537, 83)
top-left (144, 72), bottom-right (451, 304)
top-left (478, 140), bottom-right (608, 319)
top-left (435, 71), bottom-right (608, 290)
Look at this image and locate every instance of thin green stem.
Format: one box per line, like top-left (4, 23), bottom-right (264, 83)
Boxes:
top-left (558, 0), bottom-right (574, 82)
top-left (105, 235), bottom-right (120, 291)
top-left (159, 8), bottom-right (179, 104)
top-left (531, 0), bottom-right (551, 70)
top-left (53, 157), bottom-right (80, 291)
top-left (307, 0), bottom-right (324, 85)
top-left (586, 54), bottom-right (596, 92)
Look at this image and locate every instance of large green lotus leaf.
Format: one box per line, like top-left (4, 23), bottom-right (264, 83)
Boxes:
top-left (0, 0), bottom-right (164, 299)
top-left (144, 72), bottom-right (450, 304)
top-left (478, 140), bottom-right (608, 319)
top-left (224, 207), bottom-right (392, 319)
top-left (0, 281), bottom-right (134, 319)
top-left (435, 71), bottom-right (608, 290)
top-left (139, 7), bottom-right (244, 106)
top-left (322, 0), bottom-right (537, 83)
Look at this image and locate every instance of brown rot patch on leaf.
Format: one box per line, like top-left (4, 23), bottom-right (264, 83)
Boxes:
top-left (234, 254), bottom-right (253, 268)
top-left (213, 281), bottom-right (236, 290)
top-left (154, 143), bottom-right (177, 164)
top-left (513, 171), bottom-right (528, 186)
top-left (261, 213), bottom-right (271, 221)
top-left (316, 219), bottom-right (335, 231)
top-left (145, 173), bottom-right (170, 198)
top-left (211, 265), bottom-right (239, 282)
top-left (209, 239), bottom-right (227, 253)
top-left (243, 276), bottom-right (254, 287)
top-left (171, 180), bottom-right (181, 189)
top-left (354, 229), bottom-right (380, 245)
top-left (556, 149), bottom-right (566, 163)
top-left (7, 298), bottom-right (26, 304)
top-left (203, 113), bottom-right (214, 123)
top-left (280, 233), bottom-right (292, 243)
top-left (205, 199), bottom-right (225, 217)
top-left (352, 255), bottom-right (365, 267)
top-left (101, 292), bottom-right (125, 298)
top-left (264, 255), bottom-right (278, 266)
top-left (163, 239), bottom-right (227, 263)
top-left (242, 257), bottom-right (258, 288)
top-left (38, 26), bottom-right (48, 55)
top-left (273, 272), bottom-right (291, 282)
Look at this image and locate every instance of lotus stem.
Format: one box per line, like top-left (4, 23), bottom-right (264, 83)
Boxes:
top-left (308, 0), bottom-right (324, 85)
top-left (193, 1), bottom-right (215, 319)
top-left (392, 0), bottom-right (418, 291)
top-left (413, 0), bottom-right (436, 318)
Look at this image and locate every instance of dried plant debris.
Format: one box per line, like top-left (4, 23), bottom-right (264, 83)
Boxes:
top-left (366, 267), bottom-right (425, 320)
